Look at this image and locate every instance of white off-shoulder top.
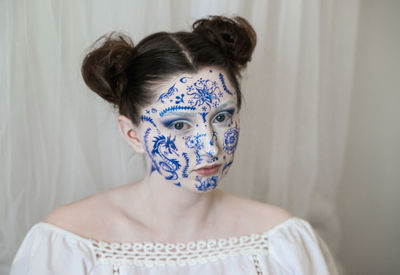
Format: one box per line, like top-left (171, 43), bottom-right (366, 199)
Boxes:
top-left (10, 217), bottom-right (338, 275)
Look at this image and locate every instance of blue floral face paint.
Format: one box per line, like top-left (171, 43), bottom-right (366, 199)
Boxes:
top-left (138, 67), bottom-right (240, 192)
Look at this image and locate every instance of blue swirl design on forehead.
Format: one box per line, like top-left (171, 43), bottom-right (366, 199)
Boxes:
top-left (180, 76), bottom-right (192, 83)
top-left (219, 73), bottom-right (233, 95)
top-left (195, 176), bottom-right (218, 192)
top-left (186, 78), bottom-right (220, 112)
top-left (158, 83), bottom-right (178, 103)
top-left (159, 105), bottom-right (196, 117)
top-left (140, 115), bottom-right (156, 127)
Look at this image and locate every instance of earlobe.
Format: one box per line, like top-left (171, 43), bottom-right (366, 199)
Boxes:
top-left (117, 115), bottom-right (145, 154)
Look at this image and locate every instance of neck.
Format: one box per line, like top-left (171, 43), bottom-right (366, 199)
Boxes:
top-left (130, 173), bottom-right (222, 242)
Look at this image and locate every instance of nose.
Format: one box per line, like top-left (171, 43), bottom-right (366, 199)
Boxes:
top-left (199, 126), bottom-right (219, 161)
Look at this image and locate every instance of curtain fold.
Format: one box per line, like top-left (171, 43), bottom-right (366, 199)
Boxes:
top-left (0, 1), bottom-right (359, 273)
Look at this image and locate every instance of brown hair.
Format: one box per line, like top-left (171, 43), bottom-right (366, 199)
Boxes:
top-left (81, 15), bottom-right (257, 125)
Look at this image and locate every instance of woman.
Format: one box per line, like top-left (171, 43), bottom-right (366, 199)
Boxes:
top-left (10, 16), bottom-right (338, 274)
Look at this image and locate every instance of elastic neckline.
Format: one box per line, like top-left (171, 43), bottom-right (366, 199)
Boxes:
top-left (38, 216), bottom-right (299, 246)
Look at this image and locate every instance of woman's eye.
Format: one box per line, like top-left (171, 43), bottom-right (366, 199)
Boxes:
top-left (215, 114), bottom-right (226, 122)
top-left (170, 121), bottom-right (190, 131)
top-left (173, 122), bottom-right (184, 130)
top-left (213, 111), bottom-right (233, 124)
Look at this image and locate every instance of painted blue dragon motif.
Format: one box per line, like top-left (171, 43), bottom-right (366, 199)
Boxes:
top-left (151, 134), bottom-right (181, 180)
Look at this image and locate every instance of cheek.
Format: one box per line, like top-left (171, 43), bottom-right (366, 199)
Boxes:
top-left (143, 127), bottom-right (183, 178)
top-left (182, 134), bottom-right (205, 166)
top-left (221, 122), bottom-right (240, 155)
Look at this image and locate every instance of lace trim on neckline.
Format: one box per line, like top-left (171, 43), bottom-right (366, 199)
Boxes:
top-left (90, 231), bottom-right (270, 267)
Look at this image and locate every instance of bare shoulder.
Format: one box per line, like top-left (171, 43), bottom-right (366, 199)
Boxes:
top-left (43, 191), bottom-right (114, 239)
top-left (219, 190), bottom-right (293, 234)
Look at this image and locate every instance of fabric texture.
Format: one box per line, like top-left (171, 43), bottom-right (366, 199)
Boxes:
top-left (10, 217), bottom-right (338, 275)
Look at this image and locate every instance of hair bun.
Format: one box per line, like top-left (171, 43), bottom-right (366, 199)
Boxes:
top-left (192, 15), bottom-right (257, 75)
top-left (81, 32), bottom-right (135, 106)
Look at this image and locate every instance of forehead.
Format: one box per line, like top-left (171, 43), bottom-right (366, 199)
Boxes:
top-left (150, 67), bottom-right (237, 111)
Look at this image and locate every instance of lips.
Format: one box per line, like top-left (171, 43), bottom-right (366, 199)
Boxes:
top-left (195, 164), bottom-right (221, 176)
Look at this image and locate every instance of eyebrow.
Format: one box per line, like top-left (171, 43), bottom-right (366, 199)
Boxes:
top-left (160, 100), bottom-right (236, 117)
top-left (162, 111), bottom-right (197, 117)
top-left (212, 100), bottom-right (235, 114)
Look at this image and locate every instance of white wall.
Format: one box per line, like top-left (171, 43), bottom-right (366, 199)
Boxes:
top-left (337, 1), bottom-right (400, 274)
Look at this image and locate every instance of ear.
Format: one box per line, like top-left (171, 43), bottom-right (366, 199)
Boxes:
top-left (117, 115), bottom-right (145, 154)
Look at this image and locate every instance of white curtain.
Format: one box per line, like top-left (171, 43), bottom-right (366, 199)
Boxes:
top-left (0, 0), bottom-right (359, 274)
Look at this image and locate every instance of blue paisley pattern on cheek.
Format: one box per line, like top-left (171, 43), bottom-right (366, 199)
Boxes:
top-left (223, 122), bottom-right (239, 155)
top-left (182, 152), bottom-right (189, 178)
top-left (151, 134), bottom-right (182, 181)
top-left (195, 176), bottom-right (218, 192)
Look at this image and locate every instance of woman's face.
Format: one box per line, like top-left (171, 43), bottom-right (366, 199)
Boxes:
top-left (137, 67), bottom-right (240, 192)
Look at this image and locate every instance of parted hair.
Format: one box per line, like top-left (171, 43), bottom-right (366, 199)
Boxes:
top-left (81, 15), bottom-right (257, 125)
